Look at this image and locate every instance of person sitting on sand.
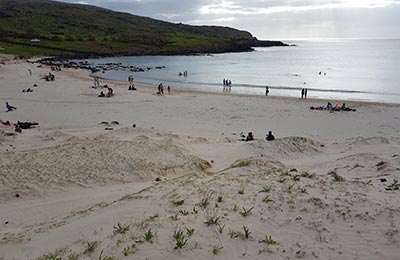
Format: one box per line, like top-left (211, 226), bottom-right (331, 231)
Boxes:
top-left (333, 103), bottom-right (340, 111)
top-left (326, 102), bottom-right (333, 110)
top-left (5, 102), bottom-right (17, 112)
top-left (106, 87), bottom-right (113, 97)
top-left (310, 105), bottom-right (324, 110)
top-left (246, 132), bottom-right (254, 142)
top-left (15, 125), bottom-right (22, 133)
top-left (342, 104), bottom-right (356, 112)
top-left (98, 91), bottom-right (105, 97)
top-left (266, 131), bottom-right (275, 141)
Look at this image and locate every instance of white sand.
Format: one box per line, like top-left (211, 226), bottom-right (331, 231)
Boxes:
top-left (0, 60), bottom-right (400, 260)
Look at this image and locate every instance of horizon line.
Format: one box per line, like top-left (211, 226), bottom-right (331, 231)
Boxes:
top-left (264, 37), bottom-right (400, 41)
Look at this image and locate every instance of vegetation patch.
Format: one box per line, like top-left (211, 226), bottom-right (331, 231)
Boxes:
top-left (328, 170), bottom-right (345, 182)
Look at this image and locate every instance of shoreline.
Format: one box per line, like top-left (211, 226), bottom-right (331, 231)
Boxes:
top-left (34, 44), bottom-right (400, 106)
top-left (90, 71), bottom-right (400, 108)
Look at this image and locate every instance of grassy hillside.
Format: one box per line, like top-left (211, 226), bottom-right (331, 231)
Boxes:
top-left (0, 0), bottom-right (286, 58)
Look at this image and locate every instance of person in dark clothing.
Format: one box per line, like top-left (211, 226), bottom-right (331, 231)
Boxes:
top-left (246, 132), bottom-right (254, 142)
top-left (265, 86), bottom-right (269, 96)
top-left (5, 102), bottom-right (17, 112)
top-left (266, 131), bottom-right (275, 141)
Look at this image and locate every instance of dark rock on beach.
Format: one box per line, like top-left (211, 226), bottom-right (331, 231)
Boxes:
top-left (37, 57), bottom-right (165, 75)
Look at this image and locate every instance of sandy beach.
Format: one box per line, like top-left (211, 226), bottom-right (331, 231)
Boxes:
top-left (1, 59), bottom-right (400, 260)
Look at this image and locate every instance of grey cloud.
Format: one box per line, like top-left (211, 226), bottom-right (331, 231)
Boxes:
top-left (57, 0), bottom-right (400, 39)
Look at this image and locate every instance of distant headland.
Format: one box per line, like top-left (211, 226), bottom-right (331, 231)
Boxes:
top-left (0, 0), bottom-right (288, 58)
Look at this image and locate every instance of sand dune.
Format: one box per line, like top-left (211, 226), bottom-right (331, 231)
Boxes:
top-left (2, 160), bottom-right (399, 260)
top-left (0, 135), bottom-right (210, 202)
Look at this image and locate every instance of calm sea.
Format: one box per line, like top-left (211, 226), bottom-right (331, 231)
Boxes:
top-left (88, 39), bottom-right (400, 103)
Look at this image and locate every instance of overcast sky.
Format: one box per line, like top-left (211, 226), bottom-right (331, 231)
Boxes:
top-left (59, 0), bottom-right (400, 39)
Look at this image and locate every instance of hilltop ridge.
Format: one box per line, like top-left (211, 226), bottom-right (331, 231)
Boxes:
top-left (0, 0), bottom-right (287, 58)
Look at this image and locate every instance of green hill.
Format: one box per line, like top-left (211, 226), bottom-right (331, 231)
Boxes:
top-left (0, 0), bottom-right (287, 58)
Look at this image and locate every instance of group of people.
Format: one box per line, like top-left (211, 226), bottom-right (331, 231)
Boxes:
top-left (301, 88), bottom-right (308, 99)
top-left (240, 131), bottom-right (275, 142)
top-left (310, 102), bottom-right (356, 112)
top-left (223, 79), bottom-right (232, 87)
top-left (14, 121), bottom-right (39, 132)
top-left (178, 71), bottom-right (188, 77)
top-left (98, 86), bottom-right (114, 97)
top-left (222, 79), bottom-right (233, 93)
top-left (0, 119), bottom-right (39, 133)
top-left (22, 88), bottom-right (34, 93)
top-left (157, 83), bottom-right (171, 95)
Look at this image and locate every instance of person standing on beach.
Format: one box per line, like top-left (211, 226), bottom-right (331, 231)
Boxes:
top-left (28, 69), bottom-right (32, 76)
top-left (265, 86), bottom-right (269, 96)
top-left (167, 85), bottom-right (171, 94)
top-left (305, 88), bottom-right (308, 99)
top-left (301, 88), bottom-right (305, 99)
top-left (157, 83), bottom-right (164, 95)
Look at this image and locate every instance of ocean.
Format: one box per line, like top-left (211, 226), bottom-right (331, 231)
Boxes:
top-left (87, 39), bottom-right (400, 103)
